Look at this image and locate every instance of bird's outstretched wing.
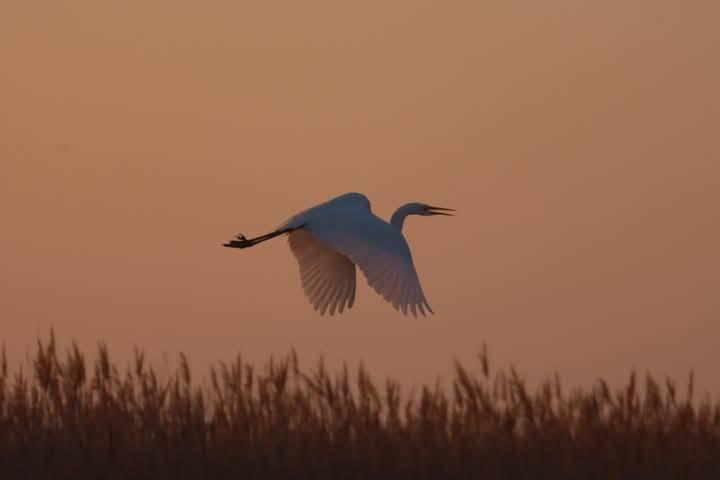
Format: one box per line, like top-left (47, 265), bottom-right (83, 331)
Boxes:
top-left (288, 230), bottom-right (356, 316)
top-left (304, 213), bottom-right (433, 317)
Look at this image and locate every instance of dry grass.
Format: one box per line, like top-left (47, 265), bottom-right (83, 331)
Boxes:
top-left (0, 333), bottom-right (718, 479)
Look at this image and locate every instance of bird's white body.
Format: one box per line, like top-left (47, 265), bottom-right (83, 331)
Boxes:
top-left (225, 192), bottom-right (453, 317)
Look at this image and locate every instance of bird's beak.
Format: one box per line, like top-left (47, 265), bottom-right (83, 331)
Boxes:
top-left (426, 206), bottom-right (455, 216)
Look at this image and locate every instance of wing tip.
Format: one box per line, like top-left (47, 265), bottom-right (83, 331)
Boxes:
top-left (424, 298), bottom-right (434, 315)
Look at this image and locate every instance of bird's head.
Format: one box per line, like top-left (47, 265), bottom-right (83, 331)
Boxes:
top-left (407, 203), bottom-right (455, 217)
top-left (390, 202), bottom-right (454, 229)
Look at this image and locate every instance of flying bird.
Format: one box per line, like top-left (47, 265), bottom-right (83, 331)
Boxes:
top-left (223, 192), bottom-right (454, 316)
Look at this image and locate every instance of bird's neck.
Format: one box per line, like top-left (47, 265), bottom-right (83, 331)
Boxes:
top-left (390, 204), bottom-right (415, 230)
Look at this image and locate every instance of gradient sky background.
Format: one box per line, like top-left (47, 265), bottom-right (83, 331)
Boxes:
top-left (2, 1), bottom-right (718, 392)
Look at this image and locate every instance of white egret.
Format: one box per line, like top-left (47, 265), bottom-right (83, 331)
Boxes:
top-left (223, 192), bottom-right (454, 316)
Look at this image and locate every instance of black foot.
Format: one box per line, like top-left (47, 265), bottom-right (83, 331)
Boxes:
top-left (223, 233), bottom-right (252, 248)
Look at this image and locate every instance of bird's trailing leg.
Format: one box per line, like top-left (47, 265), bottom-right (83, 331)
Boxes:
top-left (222, 227), bottom-right (296, 249)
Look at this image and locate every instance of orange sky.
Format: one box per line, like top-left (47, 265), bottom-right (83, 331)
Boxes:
top-left (1, 1), bottom-right (718, 392)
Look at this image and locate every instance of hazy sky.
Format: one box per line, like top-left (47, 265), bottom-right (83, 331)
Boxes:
top-left (2, 1), bottom-right (718, 391)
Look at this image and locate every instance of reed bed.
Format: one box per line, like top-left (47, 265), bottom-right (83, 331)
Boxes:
top-left (0, 333), bottom-right (718, 479)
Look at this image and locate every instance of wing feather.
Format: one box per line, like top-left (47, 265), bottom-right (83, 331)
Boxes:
top-left (288, 230), bottom-right (356, 316)
top-left (315, 274), bottom-right (338, 315)
top-left (321, 280), bottom-right (341, 316)
top-left (328, 280), bottom-right (346, 315)
top-left (400, 280), bottom-right (410, 315)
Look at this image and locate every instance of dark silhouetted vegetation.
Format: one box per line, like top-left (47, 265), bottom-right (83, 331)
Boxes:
top-left (0, 333), bottom-right (718, 479)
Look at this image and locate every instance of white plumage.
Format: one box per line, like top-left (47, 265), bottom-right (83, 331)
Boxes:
top-left (223, 192), bottom-right (454, 317)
